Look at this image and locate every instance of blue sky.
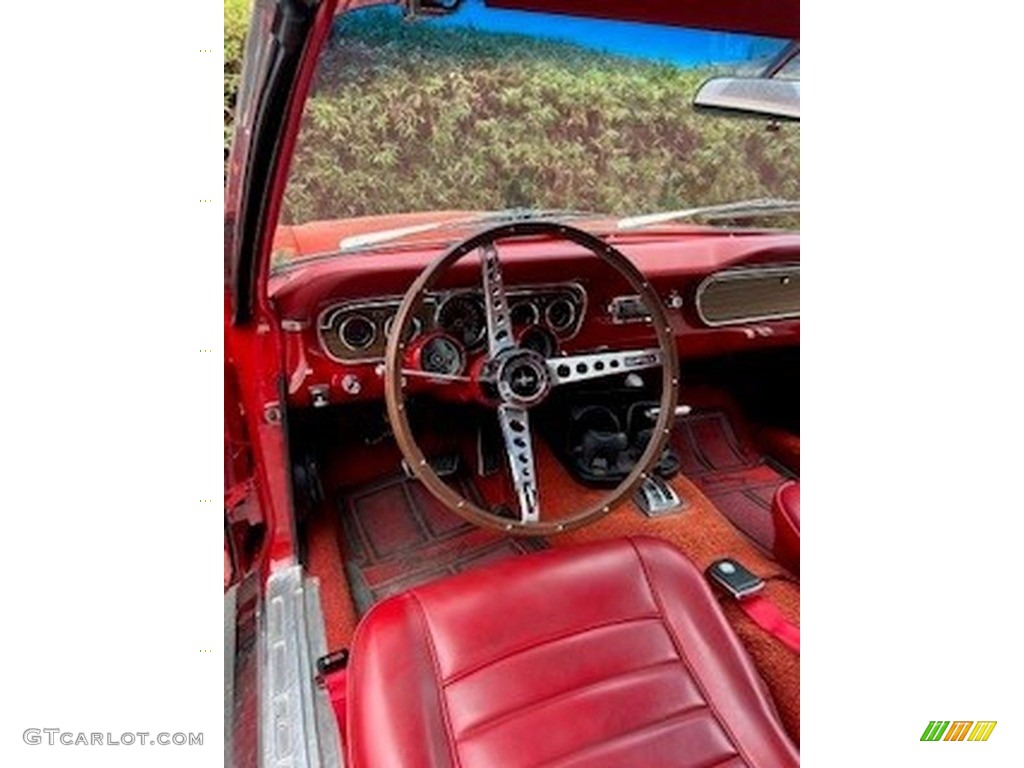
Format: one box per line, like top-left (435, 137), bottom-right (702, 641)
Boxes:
top-left (431, 0), bottom-right (786, 67)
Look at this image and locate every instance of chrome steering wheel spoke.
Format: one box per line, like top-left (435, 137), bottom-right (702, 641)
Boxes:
top-left (480, 244), bottom-right (515, 356)
top-left (547, 348), bottom-right (662, 386)
top-left (385, 220), bottom-right (679, 536)
top-left (497, 404), bottom-right (540, 523)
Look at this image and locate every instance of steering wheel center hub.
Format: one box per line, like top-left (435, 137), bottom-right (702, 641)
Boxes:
top-left (494, 348), bottom-right (551, 407)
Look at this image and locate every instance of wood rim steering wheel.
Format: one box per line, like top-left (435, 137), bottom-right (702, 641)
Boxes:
top-left (384, 221), bottom-right (679, 536)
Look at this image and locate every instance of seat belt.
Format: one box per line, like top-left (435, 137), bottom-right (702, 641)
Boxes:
top-left (706, 558), bottom-right (799, 654)
top-left (737, 594), bottom-right (800, 653)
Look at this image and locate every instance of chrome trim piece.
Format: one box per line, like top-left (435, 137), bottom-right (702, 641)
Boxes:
top-left (309, 385), bottom-right (330, 408)
top-left (510, 299), bottom-right (540, 327)
top-left (497, 404), bottom-right (540, 522)
top-left (261, 567), bottom-right (343, 768)
top-left (317, 282), bottom-right (587, 364)
top-left (383, 313), bottom-right (422, 341)
top-left (634, 475), bottom-right (687, 517)
top-left (545, 297), bottom-right (577, 333)
top-left (318, 296), bottom-right (426, 331)
top-left (264, 403), bottom-right (282, 424)
top-left (224, 585), bottom-right (237, 768)
top-left (495, 349), bottom-right (552, 407)
top-left (338, 313), bottom-right (377, 351)
top-left (608, 295), bottom-right (652, 324)
top-left (644, 404), bottom-right (693, 420)
top-left (548, 348), bottom-right (662, 386)
top-left (694, 264), bottom-right (799, 327)
top-left (480, 244), bottom-right (516, 355)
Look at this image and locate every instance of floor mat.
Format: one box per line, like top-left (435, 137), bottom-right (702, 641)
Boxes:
top-left (672, 408), bottom-right (795, 551)
top-left (338, 473), bottom-right (545, 614)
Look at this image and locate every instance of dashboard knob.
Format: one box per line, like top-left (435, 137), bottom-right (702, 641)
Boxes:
top-left (341, 375), bottom-right (362, 395)
top-left (309, 385), bottom-right (330, 408)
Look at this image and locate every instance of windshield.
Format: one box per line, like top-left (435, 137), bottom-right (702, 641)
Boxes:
top-left (275, 1), bottom-right (799, 266)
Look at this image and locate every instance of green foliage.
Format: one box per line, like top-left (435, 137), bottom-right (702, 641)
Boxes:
top-left (224, 0), bottom-right (250, 151)
top-left (280, 10), bottom-right (799, 223)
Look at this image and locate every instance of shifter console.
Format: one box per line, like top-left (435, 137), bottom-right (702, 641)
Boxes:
top-left (634, 475), bottom-right (686, 516)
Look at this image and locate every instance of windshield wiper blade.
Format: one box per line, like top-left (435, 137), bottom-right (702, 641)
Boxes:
top-left (616, 198), bottom-right (799, 230)
top-left (338, 208), bottom-right (593, 252)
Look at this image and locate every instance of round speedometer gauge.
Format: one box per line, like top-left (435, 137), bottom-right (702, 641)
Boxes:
top-left (436, 295), bottom-right (487, 348)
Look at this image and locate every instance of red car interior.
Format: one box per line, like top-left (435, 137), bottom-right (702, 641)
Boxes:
top-left (270, 231), bottom-right (799, 406)
top-left (305, 383), bottom-right (801, 737)
top-left (265, 230), bottom-right (802, 762)
top-left (343, 537), bottom-right (798, 768)
top-left (224, 2), bottom-right (800, 765)
top-left (233, 225), bottom-right (803, 764)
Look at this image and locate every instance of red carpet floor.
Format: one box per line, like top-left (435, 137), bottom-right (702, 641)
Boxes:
top-left (672, 409), bottom-right (794, 552)
top-left (337, 473), bottom-right (545, 614)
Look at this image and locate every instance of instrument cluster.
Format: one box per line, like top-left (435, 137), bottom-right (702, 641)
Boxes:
top-left (318, 283), bottom-right (586, 363)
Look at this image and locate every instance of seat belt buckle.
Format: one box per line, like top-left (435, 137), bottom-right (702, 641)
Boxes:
top-left (706, 558), bottom-right (764, 600)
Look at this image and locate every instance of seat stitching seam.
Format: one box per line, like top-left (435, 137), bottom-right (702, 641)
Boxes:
top-left (627, 539), bottom-right (755, 767)
top-left (535, 701), bottom-right (733, 768)
top-left (457, 658), bottom-right (683, 741)
top-left (409, 592), bottom-right (463, 768)
top-left (442, 614), bottom-right (662, 685)
top-left (698, 755), bottom-right (747, 768)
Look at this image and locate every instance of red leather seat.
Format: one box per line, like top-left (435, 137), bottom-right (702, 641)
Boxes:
top-left (771, 482), bottom-right (800, 574)
top-left (347, 537), bottom-right (798, 767)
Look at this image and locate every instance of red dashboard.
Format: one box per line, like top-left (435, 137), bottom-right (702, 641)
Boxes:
top-left (268, 229), bottom-right (799, 407)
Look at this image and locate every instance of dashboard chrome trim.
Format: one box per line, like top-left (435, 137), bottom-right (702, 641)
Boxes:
top-left (510, 299), bottom-right (541, 327)
top-left (608, 294), bottom-right (652, 324)
top-left (316, 282), bottom-right (588, 364)
top-left (694, 264), bottom-right (800, 328)
top-left (544, 297), bottom-right (578, 333)
top-left (337, 313), bottom-right (377, 351)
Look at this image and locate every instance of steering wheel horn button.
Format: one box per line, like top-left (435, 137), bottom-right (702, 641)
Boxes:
top-left (495, 349), bottom-right (551, 407)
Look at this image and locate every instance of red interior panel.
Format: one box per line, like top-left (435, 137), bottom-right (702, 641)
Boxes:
top-left (270, 232), bottom-right (800, 408)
